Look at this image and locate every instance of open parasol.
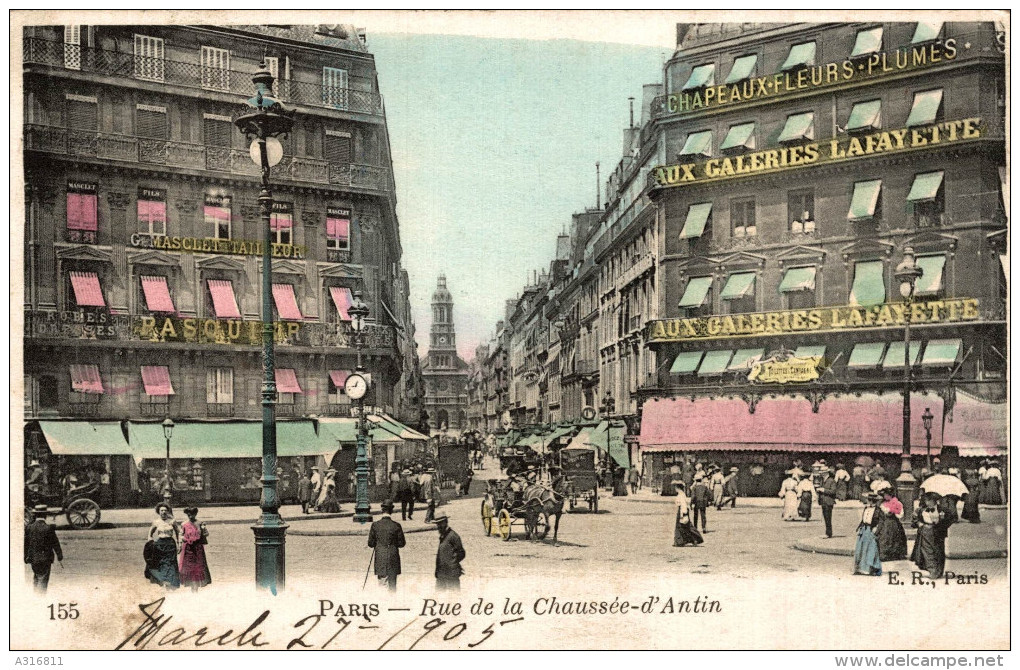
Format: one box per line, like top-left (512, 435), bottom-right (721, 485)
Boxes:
top-left (854, 455), bottom-right (875, 468)
top-left (919, 473), bottom-right (969, 498)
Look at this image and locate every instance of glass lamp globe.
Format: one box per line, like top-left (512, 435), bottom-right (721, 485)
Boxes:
top-left (250, 136), bottom-right (284, 167)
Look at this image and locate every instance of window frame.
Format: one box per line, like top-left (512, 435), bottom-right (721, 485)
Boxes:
top-left (200, 45), bottom-right (231, 92)
top-left (206, 367), bottom-right (234, 405)
top-left (788, 189), bottom-right (816, 233)
top-left (133, 34), bottom-right (165, 82)
top-left (730, 197), bottom-right (757, 237)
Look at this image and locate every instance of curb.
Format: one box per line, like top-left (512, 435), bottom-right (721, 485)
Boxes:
top-left (289, 525), bottom-right (437, 537)
top-left (89, 511), bottom-right (352, 530)
top-left (792, 539), bottom-right (1007, 559)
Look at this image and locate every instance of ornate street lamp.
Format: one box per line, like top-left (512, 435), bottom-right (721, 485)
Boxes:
top-left (348, 290), bottom-right (373, 523)
top-left (161, 418), bottom-right (174, 505)
top-left (922, 407), bottom-right (935, 472)
top-left (235, 61), bottom-right (295, 592)
top-left (893, 246), bottom-right (924, 516)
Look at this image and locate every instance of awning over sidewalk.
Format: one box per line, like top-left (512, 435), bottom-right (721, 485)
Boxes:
top-left (128, 420), bottom-right (329, 458)
top-left (591, 421), bottom-right (630, 469)
top-left (38, 421), bottom-right (133, 455)
top-left (368, 414), bottom-right (429, 442)
top-left (639, 394), bottom-right (943, 455)
top-left (943, 393), bottom-right (1008, 457)
top-left (564, 425), bottom-right (598, 452)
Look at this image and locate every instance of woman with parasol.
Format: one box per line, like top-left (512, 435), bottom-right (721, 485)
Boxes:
top-left (853, 492), bottom-right (883, 576)
top-left (911, 492), bottom-right (946, 579)
top-left (872, 485), bottom-right (907, 561)
top-left (672, 481), bottom-right (704, 547)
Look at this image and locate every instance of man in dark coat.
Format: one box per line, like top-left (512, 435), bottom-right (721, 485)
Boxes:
top-left (297, 472), bottom-right (313, 514)
top-left (367, 500), bottom-right (405, 591)
top-left (433, 514), bottom-right (465, 590)
top-left (690, 477), bottom-right (712, 532)
top-left (817, 467), bottom-right (838, 538)
top-left (396, 469), bottom-right (415, 520)
top-left (25, 505), bottom-right (62, 593)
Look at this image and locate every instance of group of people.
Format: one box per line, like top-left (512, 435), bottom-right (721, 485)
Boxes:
top-left (143, 503), bottom-right (212, 591)
top-left (297, 467), bottom-right (343, 514)
top-left (670, 463), bottom-right (741, 547)
top-left (661, 460), bottom-right (739, 507)
top-left (368, 500), bottom-right (466, 592)
top-left (389, 466), bottom-right (439, 522)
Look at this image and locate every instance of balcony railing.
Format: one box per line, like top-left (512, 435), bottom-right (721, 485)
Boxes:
top-left (206, 402), bottom-right (234, 417)
top-left (67, 401), bottom-right (101, 417)
top-left (140, 400), bottom-right (173, 417)
top-left (25, 124), bottom-right (392, 192)
top-left (322, 403), bottom-right (357, 417)
top-left (24, 38), bottom-right (384, 117)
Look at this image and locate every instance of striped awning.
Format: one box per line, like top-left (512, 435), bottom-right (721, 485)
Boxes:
top-left (207, 279), bottom-right (241, 319)
top-left (720, 272), bottom-right (756, 299)
top-left (330, 286), bottom-right (353, 321)
top-left (70, 271), bottom-right (105, 307)
top-left (779, 266), bottom-right (816, 292)
top-left (329, 370), bottom-right (351, 389)
top-left (69, 364), bottom-right (103, 394)
top-left (679, 276), bottom-right (713, 308)
top-left (141, 275), bottom-right (175, 313)
top-left (276, 368), bottom-right (303, 394)
top-left (141, 365), bottom-right (175, 395)
top-left (679, 131), bottom-right (712, 158)
top-left (272, 283), bottom-right (303, 321)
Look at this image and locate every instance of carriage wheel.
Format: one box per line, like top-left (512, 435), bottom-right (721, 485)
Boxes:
top-left (534, 517), bottom-right (550, 540)
top-left (481, 498), bottom-right (494, 536)
top-left (497, 509), bottom-right (512, 541)
top-left (66, 498), bottom-right (100, 530)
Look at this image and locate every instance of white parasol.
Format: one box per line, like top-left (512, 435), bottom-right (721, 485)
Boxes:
top-left (920, 474), bottom-right (969, 498)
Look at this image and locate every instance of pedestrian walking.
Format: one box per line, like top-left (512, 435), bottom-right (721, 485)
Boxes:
top-left (849, 463), bottom-right (867, 500)
top-left (24, 505), bottom-right (62, 593)
top-left (178, 507), bottom-right (211, 590)
top-left (396, 469), bottom-right (415, 520)
top-left (779, 470), bottom-right (800, 521)
top-left (420, 467), bottom-right (437, 523)
top-left (719, 467), bottom-right (739, 509)
top-left (672, 482), bottom-right (704, 547)
top-left (911, 493), bottom-right (946, 579)
top-left (628, 467), bottom-right (640, 494)
top-left (796, 473), bottom-right (815, 521)
top-left (433, 514), bottom-right (465, 591)
top-left (145, 503), bottom-right (181, 590)
top-left (961, 468), bottom-right (981, 523)
top-left (690, 476), bottom-right (712, 532)
top-left (298, 471), bottom-right (313, 514)
top-left (873, 487), bottom-right (907, 561)
top-left (310, 466), bottom-right (323, 510)
top-left (979, 460), bottom-right (1004, 505)
top-left (368, 500), bottom-right (406, 591)
top-left (817, 467), bottom-right (837, 538)
top-left (834, 463), bottom-right (850, 501)
top-left (710, 465), bottom-right (725, 509)
top-left (853, 493), bottom-right (883, 576)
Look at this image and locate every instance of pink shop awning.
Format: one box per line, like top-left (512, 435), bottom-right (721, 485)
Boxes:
top-left (639, 394), bottom-right (943, 455)
top-left (942, 393), bottom-right (1008, 457)
top-left (329, 370), bottom-right (351, 388)
top-left (141, 275), bottom-right (176, 313)
top-left (207, 279), bottom-right (241, 319)
top-left (70, 271), bottom-right (105, 307)
top-left (140, 365), bottom-right (175, 396)
top-left (276, 368), bottom-right (303, 394)
top-left (272, 283), bottom-right (303, 321)
top-left (326, 217), bottom-right (350, 241)
top-left (69, 364), bottom-right (104, 394)
top-left (330, 286), bottom-right (353, 321)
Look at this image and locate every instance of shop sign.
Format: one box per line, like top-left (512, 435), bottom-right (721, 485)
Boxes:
top-left (25, 309), bottom-right (130, 340)
top-left (652, 118), bottom-right (982, 189)
top-left (748, 355), bottom-right (822, 384)
top-left (129, 233), bottom-right (307, 259)
top-left (133, 316), bottom-right (301, 345)
top-left (663, 40), bottom-right (957, 115)
top-left (647, 298), bottom-right (980, 343)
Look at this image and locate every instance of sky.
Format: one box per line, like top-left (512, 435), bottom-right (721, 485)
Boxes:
top-left (367, 26), bottom-right (667, 361)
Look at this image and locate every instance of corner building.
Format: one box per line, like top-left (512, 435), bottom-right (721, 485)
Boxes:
top-left (638, 22), bottom-right (1006, 496)
top-left (22, 24), bottom-right (423, 505)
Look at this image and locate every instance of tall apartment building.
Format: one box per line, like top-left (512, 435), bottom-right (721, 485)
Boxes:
top-left (22, 23), bottom-right (423, 505)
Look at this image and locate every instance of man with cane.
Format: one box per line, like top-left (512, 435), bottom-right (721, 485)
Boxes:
top-left (367, 499), bottom-right (405, 591)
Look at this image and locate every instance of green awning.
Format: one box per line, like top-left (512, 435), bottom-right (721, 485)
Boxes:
top-left (883, 341), bottom-right (922, 368)
top-left (679, 276), bottom-right (713, 308)
top-left (720, 122), bottom-right (756, 151)
top-left (679, 202), bottom-right (713, 239)
top-left (670, 351), bottom-right (703, 374)
top-left (565, 426), bottom-right (597, 451)
top-left (682, 63), bottom-right (715, 90)
top-left (907, 171), bottom-right (945, 202)
top-left (778, 112), bottom-right (814, 142)
top-left (319, 418), bottom-right (360, 445)
top-left (848, 342), bottom-right (887, 368)
top-left (127, 421), bottom-right (330, 459)
top-left (848, 179), bottom-right (883, 220)
top-left (606, 421), bottom-right (630, 469)
top-left (698, 350), bottom-right (734, 375)
top-left (912, 22), bottom-right (943, 44)
top-left (544, 425), bottom-right (576, 443)
top-left (847, 100), bottom-right (882, 131)
top-left (915, 254), bottom-right (946, 295)
top-left (779, 265), bottom-right (816, 292)
top-left (794, 344), bottom-right (826, 359)
top-left (680, 130), bottom-right (713, 157)
top-left (720, 272), bottom-right (756, 299)
top-left (725, 54), bottom-right (757, 84)
top-left (922, 338), bottom-right (962, 366)
top-left (851, 27), bottom-right (883, 57)
top-left (39, 421), bottom-right (133, 456)
top-left (850, 260), bottom-right (886, 306)
top-left (728, 348), bottom-right (765, 371)
top-left (781, 41), bottom-right (816, 71)
top-left (368, 414), bottom-right (429, 442)
top-left (906, 89), bottom-right (943, 127)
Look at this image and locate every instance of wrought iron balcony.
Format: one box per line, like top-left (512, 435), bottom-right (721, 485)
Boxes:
top-left (24, 38), bottom-right (383, 117)
top-left (206, 402), bottom-right (234, 417)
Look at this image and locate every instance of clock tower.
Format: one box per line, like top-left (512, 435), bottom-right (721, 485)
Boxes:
top-left (429, 275), bottom-right (457, 368)
top-left (422, 275), bottom-right (469, 434)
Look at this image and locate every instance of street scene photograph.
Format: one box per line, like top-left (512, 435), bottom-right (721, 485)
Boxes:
top-left (10, 9), bottom-right (1010, 653)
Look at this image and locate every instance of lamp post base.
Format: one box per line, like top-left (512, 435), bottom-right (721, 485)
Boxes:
top-left (896, 470), bottom-right (918, 519)
top-left (353, 511), bottom-right (373, 524)
top-left (252, 519), bottom-right (289, 593)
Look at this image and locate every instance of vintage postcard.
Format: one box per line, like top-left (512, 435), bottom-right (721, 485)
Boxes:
top-left (9, 9), bottom-right (1010, 654)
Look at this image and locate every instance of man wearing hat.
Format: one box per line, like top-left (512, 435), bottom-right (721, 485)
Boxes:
top-left (690, 476), bottom-right (712, 532)
top-left (816, 466), bottom-right (838, 538)
top-left (420, 466), bottom-right (437, 523)
top-left (368, 500), bottom-right (406, 591)
top-left (709, 465), bottom-right (725, 510)
top-left (298, 470), bottom-right (313, 514)
top-left (719, 467), bottom-right (740, 509)
top-left (310, 467), bottom-right (323, 511)
top-left (432, 514), bottom-right (465, 591)
top-left (396, 469), bottom-right (416, 521)
top-left (24, 505), bottom-right (62, 593)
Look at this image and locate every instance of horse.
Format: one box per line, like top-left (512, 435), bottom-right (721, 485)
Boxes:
top-left (521, 477), bottom-right (568, 543)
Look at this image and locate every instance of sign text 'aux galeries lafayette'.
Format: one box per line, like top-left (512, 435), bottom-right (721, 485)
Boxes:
top-left (653, 118), bottom-right (983, 189)
top-left (647, 298), bottom-right (980, 343)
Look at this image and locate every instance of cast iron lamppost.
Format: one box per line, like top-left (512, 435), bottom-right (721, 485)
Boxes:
top-left (162, 418), bottom-right (174, 505)
top-left (348, 290), bottom-right (373, 523)
top-left (922, 407), bottom-right (934, 472)
top-left (235, 61), bottom-right (295, 592)
top-left (894, 246), bottom-right (924, 517)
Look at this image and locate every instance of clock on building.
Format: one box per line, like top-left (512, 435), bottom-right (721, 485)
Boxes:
top-left (344, 372), bottom-right (368, 400)
top-left (439, 336), bottom-right (447, 344)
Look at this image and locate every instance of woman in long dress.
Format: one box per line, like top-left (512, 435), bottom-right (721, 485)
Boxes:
top-left (849, 464), bottom-right (867, 501)
top-left (672, 482), bottom-right (704, 547)
top-left (979, 461), bottom-right (1004, 505)
top-left (873, 488), bottom-right (908, 561)
top-left (178, 507), bottom-right (211, 590)
top-left (146, 503), bottom-right (181, 589)
top-left (961, 469), bottom-right (981, 523)
top-left (911, 493), bottom-right (945, 579)
top-left (796, 474), bottom-right (815, 521)
top-left (853, 494), bottom-right (882, 576)
top-left (318, 470), bottom-right (342, 513)
top-left (779, 471), bottom-right (800, 521)
top-left (834, 463), bottom-right (850, 501)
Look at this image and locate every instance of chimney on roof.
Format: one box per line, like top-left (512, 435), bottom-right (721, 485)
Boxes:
top-left (595, 161), bottom-right (601, 210)
top-left (628, 96), bottom-right (635, 129)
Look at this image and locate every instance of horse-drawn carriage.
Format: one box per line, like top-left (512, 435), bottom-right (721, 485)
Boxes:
top-left (25, 481), bottom-right (102, 529)
top-left (559, 446), bottom-right (599, 512)
top-left (480, 475), bottom-right (566, 542)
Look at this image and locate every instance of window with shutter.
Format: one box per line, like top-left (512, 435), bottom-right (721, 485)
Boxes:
top-left (325, 130), bottom-right (352, 165)
top-left (201, 46), bottom-right (231, 91)
top-left (64, 25), bottom-right (81, 70)
top-left (206, 368), bottom-right (233, 404)
top-left (133, 34), bottom-right (165, 82)
top-left (203, 115), bottom-right (232, 147)
top-left (322, 67), bottom-right (349, 108)
top-left (67, 95), bottom-right (98, 131)
top-left (136, 105), bottom-right (167, 139)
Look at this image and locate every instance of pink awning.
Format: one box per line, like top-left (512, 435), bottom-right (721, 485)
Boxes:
top-left (70, 271), bottom-right (105, 307)
top-left (272, 283), bottom-right (303, 320)
top-left (138, 199), bottom-right (167, 225)
top-left (276, 368), bottom-right (303, 394)
top-left (270, 212), bottom-right (293, 232)
top-left (140, 365), bottom-right (175, 396)
top-left (330, 286), bottom-right (353, 321)
top-left (326, 217), bottom-right (350, 240)
top-left (942, 393), bottom-right (1007, 456)
top-left (67, 193), bottom-right (98, 231)
top-left (141, 275), bottom-right (176, 313)
top-left (329, 370), bottom-right (350, 388)
top-left (203, 205), bottom-right (230, 221)
top-left (69, 364), bottom-right (103, 394)
top-left (639, 394), bottom-right (943, 455)
top-left (207, 279), bottom-right (241, 319)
